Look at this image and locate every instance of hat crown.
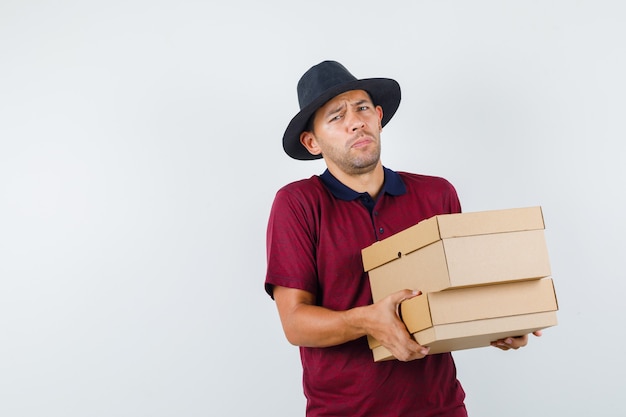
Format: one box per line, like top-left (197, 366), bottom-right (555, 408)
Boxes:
top-left (297, 61), bottom-right (357, 110)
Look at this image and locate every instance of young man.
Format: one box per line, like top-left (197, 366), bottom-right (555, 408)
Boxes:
top-left (265, 61), bottom-right (534, 416)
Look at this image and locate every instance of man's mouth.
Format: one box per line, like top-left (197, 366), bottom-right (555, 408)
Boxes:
top-left (351, 135), bottom-right (374, 149)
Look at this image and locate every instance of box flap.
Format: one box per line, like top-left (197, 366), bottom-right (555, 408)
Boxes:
top-left (399, 294), bottom-right (433, 334)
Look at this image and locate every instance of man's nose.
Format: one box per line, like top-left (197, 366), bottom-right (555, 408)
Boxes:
top-left (347, 111), bottom-right (365, 131)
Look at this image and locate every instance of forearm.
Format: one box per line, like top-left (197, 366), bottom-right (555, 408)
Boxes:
top-left (272, 286), bottom-right (428, 363)
top-left (279, 301), bottom-right (371, 347)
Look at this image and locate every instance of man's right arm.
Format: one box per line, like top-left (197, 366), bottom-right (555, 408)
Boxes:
top-left (272, 285), bottom-right (430, 362)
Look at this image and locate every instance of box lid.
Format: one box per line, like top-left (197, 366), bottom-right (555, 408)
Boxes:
top-left (362, 206), bottom-right (545, 272)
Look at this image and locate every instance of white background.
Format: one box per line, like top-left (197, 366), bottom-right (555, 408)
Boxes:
top-left (1, 1), bottom-right (624, 416)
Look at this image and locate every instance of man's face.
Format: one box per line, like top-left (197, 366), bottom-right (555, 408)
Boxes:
top-left (301, 90), bottom-right (384, 176)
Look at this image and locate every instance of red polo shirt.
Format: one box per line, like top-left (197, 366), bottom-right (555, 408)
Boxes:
top-left (265, 168), bottom-right (466, 417)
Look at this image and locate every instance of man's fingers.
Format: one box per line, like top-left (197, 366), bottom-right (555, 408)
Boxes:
top-left (390, 289), bottom-right (421, 304)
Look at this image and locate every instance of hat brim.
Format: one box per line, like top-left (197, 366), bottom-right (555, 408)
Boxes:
top-left (282, 78), bottom-right (401, 161)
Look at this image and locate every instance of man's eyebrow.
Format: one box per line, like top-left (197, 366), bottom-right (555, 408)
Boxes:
top-left (352, 99), bottom-right (371, 107)
top-left (324, 103), bottom-right (346, 117)
top-left (323, 98), bottom-right (373, 118)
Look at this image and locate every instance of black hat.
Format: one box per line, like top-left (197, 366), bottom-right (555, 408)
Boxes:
top-left (282, 60), bottom-right (401, 160)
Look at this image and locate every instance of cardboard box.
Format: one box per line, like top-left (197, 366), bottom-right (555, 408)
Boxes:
top-left (369, 278), bottom-right (558, 361)
top-left (372, 311), bottom-right (558, 361)
top-left (363, 207), bottom-right (551, 301)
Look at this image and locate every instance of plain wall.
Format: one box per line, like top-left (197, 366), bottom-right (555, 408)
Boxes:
top-left (1, 1), bottom-right (624, 415)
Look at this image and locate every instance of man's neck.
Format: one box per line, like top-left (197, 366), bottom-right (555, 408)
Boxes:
top-left (327, 161), bottom-right (385, 200)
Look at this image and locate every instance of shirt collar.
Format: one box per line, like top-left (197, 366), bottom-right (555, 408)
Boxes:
top-left (319, 167), bottom-right (407, 201)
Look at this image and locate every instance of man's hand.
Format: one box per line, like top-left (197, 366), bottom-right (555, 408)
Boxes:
top-left (490, 330), bottom-right (543, 351)
top-left (361, 289), bottom-right (430, 362)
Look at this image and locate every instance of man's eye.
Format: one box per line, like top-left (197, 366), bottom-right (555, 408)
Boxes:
top-left (358, 106), bottom-right (369, 111)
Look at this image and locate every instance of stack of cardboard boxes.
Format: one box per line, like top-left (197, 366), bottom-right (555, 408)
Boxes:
top-left (361, 206), bottom-right (558, 361)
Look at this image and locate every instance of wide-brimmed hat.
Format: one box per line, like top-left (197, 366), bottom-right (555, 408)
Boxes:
top-left (283, 60), bottom-right (401, 160)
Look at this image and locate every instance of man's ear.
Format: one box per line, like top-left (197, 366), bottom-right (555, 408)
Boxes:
top-left (300, 131), bottom-right (322, 156)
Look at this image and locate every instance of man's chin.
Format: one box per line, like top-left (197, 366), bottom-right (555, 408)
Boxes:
top-left (347, 157), bottom-right (380, 175)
